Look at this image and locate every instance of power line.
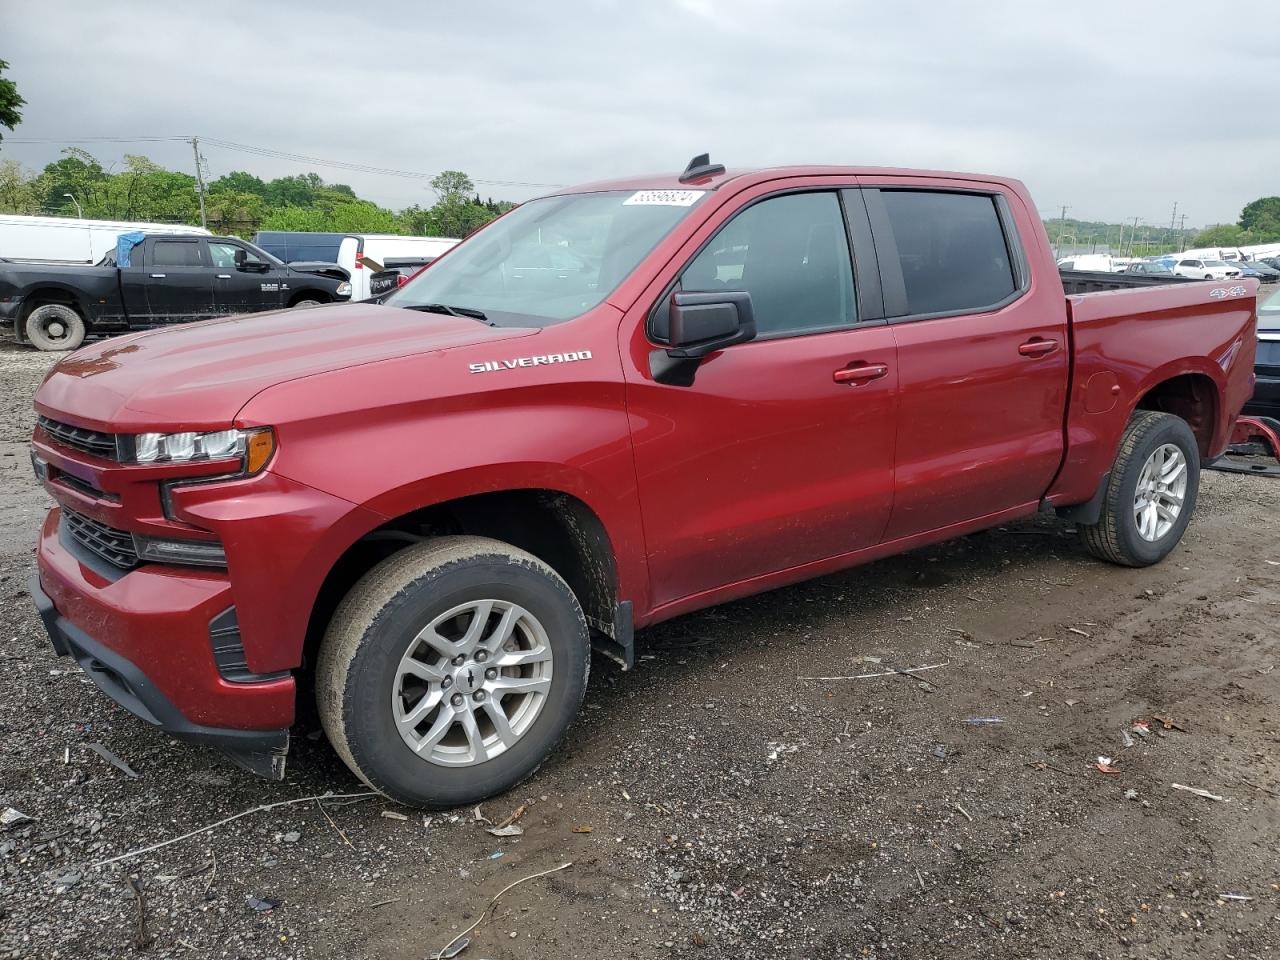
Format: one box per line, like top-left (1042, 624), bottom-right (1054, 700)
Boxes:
top-left (3, 134), bottom-right (564, 189)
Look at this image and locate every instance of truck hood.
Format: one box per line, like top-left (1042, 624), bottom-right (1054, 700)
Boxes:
top-left (35, 303), bottom-right (537, 431)
top-left (284, 261), bottom-right (350, 282)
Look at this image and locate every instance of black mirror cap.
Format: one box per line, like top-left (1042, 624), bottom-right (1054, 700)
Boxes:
top-left (667, 290), bottom-right (756, 359)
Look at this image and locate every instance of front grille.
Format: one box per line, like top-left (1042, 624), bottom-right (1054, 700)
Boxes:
top-left (63, 509), bottom-right (138, 570)
top-left (38, 416), bottom-right (119, 461)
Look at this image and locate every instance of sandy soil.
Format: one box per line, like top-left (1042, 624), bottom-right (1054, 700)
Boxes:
top-left (0, 341), bottom-right (1276, 960)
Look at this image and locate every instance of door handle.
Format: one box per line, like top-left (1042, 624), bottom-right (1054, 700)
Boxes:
top-left (216, 274), bottom-right (231, 279)
top-left (150, 273), bottom-right (166, 279)
top-left (833, 362), bottom-right (889, 384)
top-left (1018, 338), bottom-right (1059, 358)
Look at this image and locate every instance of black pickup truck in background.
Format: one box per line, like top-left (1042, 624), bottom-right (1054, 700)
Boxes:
top-left (0, 234), bottom-right (352, 350)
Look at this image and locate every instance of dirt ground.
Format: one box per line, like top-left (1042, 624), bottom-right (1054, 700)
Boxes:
top-left (0, 340), bottom-right (1276, 960)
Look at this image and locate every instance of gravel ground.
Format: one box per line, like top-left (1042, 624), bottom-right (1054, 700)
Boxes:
top-left (0, 340), bottom-right (1277, 959)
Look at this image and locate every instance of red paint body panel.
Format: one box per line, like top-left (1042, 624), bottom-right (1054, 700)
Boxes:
top-left (27, 164), bottom-right (1258, 740)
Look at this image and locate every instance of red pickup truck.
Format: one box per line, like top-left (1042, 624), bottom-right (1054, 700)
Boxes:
top-left (29, 158), bottom-right (1257, 807)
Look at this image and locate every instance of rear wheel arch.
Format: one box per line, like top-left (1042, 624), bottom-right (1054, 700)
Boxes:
top-left (1133, 371), bottom-right (1220, 458)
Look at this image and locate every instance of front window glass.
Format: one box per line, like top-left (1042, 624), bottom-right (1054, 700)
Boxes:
top-left (385, 190), bottom-right (706, 326)
top-left (1259, 286), bottom-right (1280, 324)
top-left (680, 191), bottom-right (857, 336)
top-left (208, 242), bottom-right (242, 269)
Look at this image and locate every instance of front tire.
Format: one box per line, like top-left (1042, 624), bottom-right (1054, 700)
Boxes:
top-left (316, 536), bottom-right (589, 808)
top-left (25, 304), bottom-right (86, 352)
top-left (1079, 411), bottom-right (1199, 567)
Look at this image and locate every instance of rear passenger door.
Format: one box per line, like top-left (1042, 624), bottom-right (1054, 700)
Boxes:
top-left (143, 238), bottom-right (215, 323)
top-left (862, 184), bottom-right (1069, 540)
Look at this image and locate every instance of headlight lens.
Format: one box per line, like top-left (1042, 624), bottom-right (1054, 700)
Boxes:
top-left (133, 534), bottom-right (227, 568)
top-left (336, 281), bottom-right (352, 297)
top-left (129, 427), bottom-right (275, 474)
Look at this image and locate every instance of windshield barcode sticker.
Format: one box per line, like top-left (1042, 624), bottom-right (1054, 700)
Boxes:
top-left (624, 190), bottom-right (705, 207)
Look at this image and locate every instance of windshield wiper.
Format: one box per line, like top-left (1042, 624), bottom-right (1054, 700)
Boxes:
top-left (406, 303), bottom-right (494, 325)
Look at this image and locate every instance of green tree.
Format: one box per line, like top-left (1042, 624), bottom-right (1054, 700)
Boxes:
top-left (32, 148), bottom-right (110, 215)
top-left (0, 59), bottom-right (23, 141)
top-left (1239, 197), bottom-right (1280, 240)
top-left (430, 170), bottom-right (475, 202)
top-left (0, 159), bottom-right (37, 214)
top-left (209, 170), bottom-right (269, 198)
top-left (1191, 223), bottom-right (1249, 248)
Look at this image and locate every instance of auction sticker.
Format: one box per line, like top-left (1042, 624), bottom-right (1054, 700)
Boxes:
top-left (623, 190), bottom-right (705, 206)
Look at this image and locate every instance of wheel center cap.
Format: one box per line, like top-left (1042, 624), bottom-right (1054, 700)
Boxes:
top-left (453, 664), bottom-right (481, 694)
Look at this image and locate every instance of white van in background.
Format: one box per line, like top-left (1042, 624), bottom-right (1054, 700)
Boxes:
top-left (0, 214), bottom-right (210, 264)
top-left (253, 232), bottom-right (459, 300)
top-left (1057, 254), bottom-right (1127, 273)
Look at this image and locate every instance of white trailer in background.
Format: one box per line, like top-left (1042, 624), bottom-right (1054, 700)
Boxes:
top-left (0, 214), bottom-right (210, 265)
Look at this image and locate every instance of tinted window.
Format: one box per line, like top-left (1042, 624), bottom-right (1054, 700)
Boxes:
top-left (680, 192), bottom-right (856, 336)
top-left (207, 241), bottom-right (243, 269)
top-left (151, 240), bottom-right (203, 267)
top-left (880, 191), bottom-right (1016, 316)
top-left (1178, 260), bottom-right (1196, 267)
top-left (1058, 260), bottom-right (1075, 270)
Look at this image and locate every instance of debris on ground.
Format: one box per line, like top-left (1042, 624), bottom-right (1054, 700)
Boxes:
top-left (431, 862), bottom-right (573, 960)
top-left (53, 871), bottom-right (80, 893)
top-left (380, 810), bottom-right (409, 821)
top-left (1095, 757), bottom-right (1121, 774)
top-left (797, 662), bottom-right (949, 682)
top-left (125, 875), bottom-right (154, 950)
top-left (246, 894), bottom-right (281, 913)
top-left (1124, 789), bottom-right (1139, 801)
top-left (571, 825), bottom-right (594, 834)
top-left (1152, 714), bottom-right (1190, 733)
top-left (485, 803), bottom-right (528, 838)
top-left (962, 717), bottom-right (1005, 725)
top-left (1217, 892), bottom-right (1253, 902)
top-left (1, 807), bottom-right (32, 827)
top-left (1171, 783), bottom-right (1228, 802)
top-left (80, 742), bottom-right (139, 778)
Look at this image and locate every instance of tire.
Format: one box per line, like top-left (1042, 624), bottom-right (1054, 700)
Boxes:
top-left (25, 303), bottom-right (86, 352)
top-left (291, 297), bottom-right (323, 308)
top-left (1205, 274), bottom-right (1213, 281)
top-left (316, 536), bottom-right (590, 808)
top-left (1079, 410), bottom-right (1200, 567)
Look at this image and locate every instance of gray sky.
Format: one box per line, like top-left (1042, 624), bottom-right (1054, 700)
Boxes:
top-left (2, 0), bottom-right (1274, 227)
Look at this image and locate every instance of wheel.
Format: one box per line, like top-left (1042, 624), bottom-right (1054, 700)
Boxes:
top-left (25, 304), bottom-right (86, 351)
top-left (316, 536), bottom-right (589, 807)
top-left (1079, 411), bottom-right (1199, 567)
top-left (1205, 274), bottom-right (1213, 280)
top-left (291, 298), bottom-right (322, 308)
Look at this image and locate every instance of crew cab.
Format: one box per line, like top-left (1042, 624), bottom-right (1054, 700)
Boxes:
top-left (2, 234), bottom-right (352, 351)
top-left (28, 158), bottom-right (1257, 807)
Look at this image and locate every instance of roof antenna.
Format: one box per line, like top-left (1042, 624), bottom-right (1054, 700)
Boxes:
top-left (679, 153), bottom-right (725, 183)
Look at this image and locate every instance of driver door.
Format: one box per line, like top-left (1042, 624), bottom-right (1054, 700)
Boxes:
top-left (209, 240), bottom-right (283, 314)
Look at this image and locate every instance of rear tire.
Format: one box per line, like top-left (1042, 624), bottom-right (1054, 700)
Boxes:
top-left (25, 304), bottom-right (86, 352)
top-left (316, 536), bottom-right (589, 808)
top-left (1079, 411), bottom-right (1199, 567)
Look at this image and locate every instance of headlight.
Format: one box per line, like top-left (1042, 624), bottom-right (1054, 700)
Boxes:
top-left (127, 427), bottom-right (275, 474)
top-left (336, 281), bottom-right (352, 297)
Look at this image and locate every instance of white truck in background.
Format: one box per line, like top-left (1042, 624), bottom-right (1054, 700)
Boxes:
top-left (0, 214), bottom-right (210, 265)
top-left (253, 232), bottom-right (459, 300)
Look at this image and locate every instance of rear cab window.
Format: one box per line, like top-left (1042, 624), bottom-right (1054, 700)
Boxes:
top-left (151, 240), bottom-right (205, 267)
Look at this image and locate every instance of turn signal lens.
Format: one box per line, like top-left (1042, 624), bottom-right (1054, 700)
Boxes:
top-left (245, 429), bottom-right (275, 475)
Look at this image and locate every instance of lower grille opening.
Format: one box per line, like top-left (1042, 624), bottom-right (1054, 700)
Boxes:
top-left (63, 509), bottom-right (138, 570)
top-left (210, 608), bottom-right (290, 684)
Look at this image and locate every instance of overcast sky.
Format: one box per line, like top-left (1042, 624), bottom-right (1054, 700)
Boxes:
top-left (2, 1), bottom-right (1274, 228)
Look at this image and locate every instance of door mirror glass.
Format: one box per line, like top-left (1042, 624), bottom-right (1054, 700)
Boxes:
top-left (239, 257), bottom-right (269, 273)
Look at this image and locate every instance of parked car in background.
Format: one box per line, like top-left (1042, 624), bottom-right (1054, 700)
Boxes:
top-left (367, 257), bottom-right (437, 298)
top-left (1, 234), bottom-right (351, 350)
top-left (29, 159), bottom-right (1257, 805)
top-left (1230, 260), bottom-right (1280, 283)
top-left (1172, 258), bottom-right (1241, 280)
top-left (0, 214), bottom-right (210, 265)
top-left (1259, 256), bottom-right (1280, 273)
top-left (1056, 254), bottom-right (1126, 273)
top-left (253, 232), bottom-right (458, 301)
top-left (1246, 285), bottom-right (1280, 419)
top-left (1123, 261), bottom-right (1173, 276)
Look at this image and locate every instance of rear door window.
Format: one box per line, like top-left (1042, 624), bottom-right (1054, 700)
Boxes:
top-left (151, 240), bottom-right (204, 267)
top-left (875, 190), bottom-right (1017, 317)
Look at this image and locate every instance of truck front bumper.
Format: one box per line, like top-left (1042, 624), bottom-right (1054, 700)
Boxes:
top-left (33, 509), bottom-right (293, 778)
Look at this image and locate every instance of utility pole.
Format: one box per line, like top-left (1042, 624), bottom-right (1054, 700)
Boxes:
top-left (190, 136), bottom-right (208, 230)
top-left (1178, 213), bottom-right (1187, 252)
top-left (1169, 202), bottom-right (1178, 253)
top-left (1125, 216), bottom-right (1140, 257)
top-left (1056, 205), bottom-right (1070, 256)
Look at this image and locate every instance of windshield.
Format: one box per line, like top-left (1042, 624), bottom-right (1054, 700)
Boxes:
top-left (1206, 260), bottom-right (1231, 268)
top-left (383, 190), bottom-right (707, 326)
top-left (240, 240), bottom-right (284, 266)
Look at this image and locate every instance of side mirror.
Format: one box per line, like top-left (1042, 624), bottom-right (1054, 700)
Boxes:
top-left (666, 291), bottom-right (756, 359)
top-left (239, 257), bottom-right (269, 273)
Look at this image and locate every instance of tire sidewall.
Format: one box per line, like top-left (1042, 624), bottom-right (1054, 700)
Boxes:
top-left (340, 553), bottom-right (588, 807)
top-left (26, 304), bottom-right (86, 352)
top-left (1112, 416), bottom-right (1199, 565)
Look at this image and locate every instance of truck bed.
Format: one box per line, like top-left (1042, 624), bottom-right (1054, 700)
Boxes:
top-left (1059, 269), bottom-right (1194, 295)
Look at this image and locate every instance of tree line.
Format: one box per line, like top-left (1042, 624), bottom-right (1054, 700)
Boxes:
top-left (0, 148), bottom-right (515, 239)
top-left (1190, 198), bottom-right (1280, 248)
